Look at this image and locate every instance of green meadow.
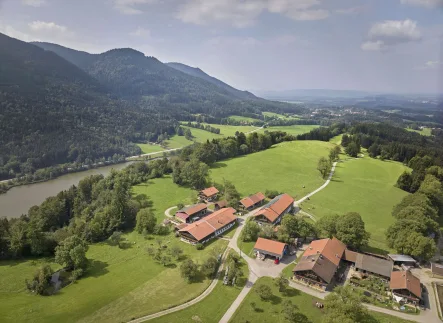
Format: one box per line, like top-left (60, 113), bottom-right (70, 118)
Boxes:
top-left (0, 175), bottom-right (228, 323)
top-left (151, 250), bottom-right (249, 323)
top-left (230, 277), bottom-right (413, 323)
top-left (263, 111), bottom-right (301, 120)
top-left (228, 115), bottom-right (261, 123)
top-left (301, 156), bottom-right (410, 252)
top-left (137, 143), bottom-right (166, 154)
top-left (406, 127), bottom-right (432, 136)
top-left (211, 140), bottom-right (334, 199)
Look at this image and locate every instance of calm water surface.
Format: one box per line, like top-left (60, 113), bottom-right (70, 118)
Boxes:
top-left (0, 162), bottom-right (132, 219)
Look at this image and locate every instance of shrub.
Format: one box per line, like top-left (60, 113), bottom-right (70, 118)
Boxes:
top-left (196, 243), bottom-right (204, 250)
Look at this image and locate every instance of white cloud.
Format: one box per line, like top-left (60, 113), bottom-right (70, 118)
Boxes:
top-left (335, 6), bottom-right (367, 15)
top-left (29, 21), bottom-right (67, 33)
top-left (0, 24), bottom-right (32, 41)
top-left (129, 27), bottom-right (151, 37)
top-left (425, 60), bottom-right (442, 68)
top-left (400, 0), bottom-right (443, 8)
top-left (361, 40), bottom-right (384, 51)
top-left (21, 0), bottom-right (46, 7)
top-left (361, 19), bottom-right (421, 51)
top-left (113, 0), bottom-right (156, 15)
top-left (177, 0), bottom-right (329, 27)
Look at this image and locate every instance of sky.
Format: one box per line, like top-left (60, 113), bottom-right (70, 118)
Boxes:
top-left (0, 0), bottom-right (442, 94)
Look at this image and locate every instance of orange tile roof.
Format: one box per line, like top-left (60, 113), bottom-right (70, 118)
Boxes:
top-left (302, 238), bottom-right (346, 266)
top-left (254, 238), bottom-right (286, 256)
top-left (179, 203), bottom-right (207, 216)
top-left (200, 187), bottom-right (219, 197)
top-left (178, 207), bottom-right (237, 242)
top-left (240, 192), bottom-right (266, 208)
top-left (254, 193), bottom-right (294, 223)
top-left (390, 271), bottom-right (422, 299)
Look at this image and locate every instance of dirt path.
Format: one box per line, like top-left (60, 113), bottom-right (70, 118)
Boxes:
top-left (164, 206), bottom-right (177, 218)
top-left (126, 147), bottom-right (182, 161)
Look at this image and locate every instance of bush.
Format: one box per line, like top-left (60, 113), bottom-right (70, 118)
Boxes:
top-left (196, 243), bottom-right (204, 250)
top-left (265, 190), bottom-right (280, 199)
top-left (177, 203), bottom-right (185, 210)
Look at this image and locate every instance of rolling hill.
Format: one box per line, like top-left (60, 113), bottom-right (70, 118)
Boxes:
top-left (32, 42), bottom-right (254, 101)
top-left (166, 62), bottom-right (257, 100)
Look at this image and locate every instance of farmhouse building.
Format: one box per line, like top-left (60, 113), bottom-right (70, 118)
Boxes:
top-left (253, 193), bottom-right (294, 225)
top-left (390, 271), bottom-right (422, 303)
top-left (253, 238), bottom-right (287, 260)
top-left (199, 187), bottom-right (219, 202)
top-left (175, 204), bottom-right (208, 223)
top-left (293, 238), bottom-right (346, 289)
top-left (178, 207), bottom-right (237, 244)
top-left (214, 200), bottom-right (228, 210)
top-left (239, 192), bottom-right (266, 211)
top-left (353, 253), bottom-right (393, 279)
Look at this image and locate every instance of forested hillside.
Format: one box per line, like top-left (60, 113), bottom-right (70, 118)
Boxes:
top-left (0, 33), bottom-right (176, 181)
top-left (0, 34), bottom-right (303, 184)
top-left (166, 62), bottom-right (257, 100)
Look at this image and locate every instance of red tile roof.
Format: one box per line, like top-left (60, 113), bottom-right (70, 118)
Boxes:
top-left (240, 192), bottom-right (266, 208)
top-left (390, 271), bottom-right (422, 299)
top-left (179, 207), bottom-right (237, 242)
top-left (302, 238), bottom-right (346, 266)
top-left (200, 187), bottom-right (219, 197)
top-left (178, 203), bottom-right (207, 216)
top-left (254, 238), bottom-right (286, 257)
top-left (175, 212), bottom-right (190, 222)
top-left (254, 193), bottom-right (294, 223)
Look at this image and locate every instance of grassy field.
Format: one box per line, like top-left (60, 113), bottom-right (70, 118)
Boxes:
top-left (258, 125), bottom-right (320, 136)
top-left (137, 143), bottom-right (165, 154)
top-left (133, 175), bottom-right (197, 220)
top-left (263, 111), bottom-right (300, 120)
top-left (406, 127), bottom-right (432, 136)
top-left (231, 277), bottom-right (413, 323)
top-left (229, 115), bottom-right (260, 123)
top-left (301, 156), bottom-right (410, 252)
top-left (151, 250), bottom-right (249, 323)
top-left (211, 140), bottom-right (334, 199)
top-left (0, 176), bottom-right (228, 323)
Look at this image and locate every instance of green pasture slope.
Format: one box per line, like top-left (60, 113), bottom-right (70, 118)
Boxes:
top-left (151, 250), bottom-right (249, 323)
top-left (230, 277), bottom-right (413, 323)
top-left (211, 140), bottom-right (334, 200)
top-left (137, 143), bottom-right (165, 154)
top-left (229, 115), bottom-right (260, 123)
top-left (263, 111), bottom-right (300, 120)
top-left (406, 127), bottom-right (432, 136)
top-left (0, 176), bottom-right (228, 323)
top-left (301, 155), bottom-right (410, 252)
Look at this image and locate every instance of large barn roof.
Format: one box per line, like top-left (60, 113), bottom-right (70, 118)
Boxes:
top-left (254, 193), bottom-right (294, 223)
top-left (355, 254), bottom-right (393, 278)
top-left (179, 207), bottom-right (236, 242)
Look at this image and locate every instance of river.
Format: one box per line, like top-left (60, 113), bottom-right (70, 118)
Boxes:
top-left (0, 162), bottom-right (133, 219)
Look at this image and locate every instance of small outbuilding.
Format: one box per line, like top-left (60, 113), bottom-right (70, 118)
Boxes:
top-left (388, 254), bottom-right (417, 268)
top-left (390, 271), bottom-right (422, 304)
top-left (253, 237), bottom-right (287, 260)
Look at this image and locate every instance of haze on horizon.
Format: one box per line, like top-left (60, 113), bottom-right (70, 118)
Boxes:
top-left (0, 0), bottom-right (442, 94)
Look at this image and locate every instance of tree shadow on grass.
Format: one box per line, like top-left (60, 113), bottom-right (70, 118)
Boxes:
top-left (164, 263), bottom-right (177, 269)
top-left (282, 287), bottom-right (300, 297)
top-left (293, 313), bottom-right (312, 323)
top-left (211, 162), bottom-right (228, 169)
top-left (253, 308), bottom-right (264, 313)
top-left (88, 260), bottom-right (109, 278)
top-left (268, 294), bottom-right (282, 305)
top-left (119, 241), bottom-right (133, 250)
